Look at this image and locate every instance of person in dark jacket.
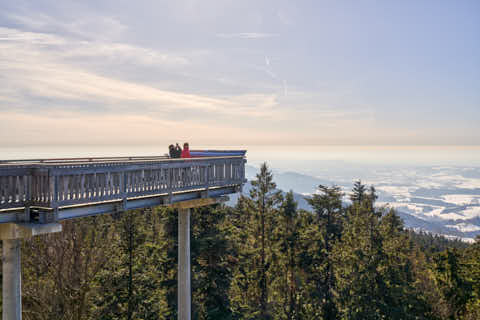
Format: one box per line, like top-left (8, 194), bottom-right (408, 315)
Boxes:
top-left (181, 142), bottom-right (191, 158)
top-left (168, 144), bottom-right (175, 158)
top-left (174, 143), bottom-right (182, 158)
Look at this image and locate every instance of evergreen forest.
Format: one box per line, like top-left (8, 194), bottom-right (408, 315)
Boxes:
top-left (2, 163), bottom-right (479, 320)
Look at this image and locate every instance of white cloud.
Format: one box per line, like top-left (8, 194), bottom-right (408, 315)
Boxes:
top-left (7, 13), bottom-right (127, 41)
top-left (0, 27), bottom-right (189, 68)
top-left (216, 33), bottom-right (279, 39)
top-left (62, 43), bottom-right (190, 67)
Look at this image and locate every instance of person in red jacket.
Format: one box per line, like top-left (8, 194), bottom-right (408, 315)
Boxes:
top-left (181, 142), bottom-right (191, 158)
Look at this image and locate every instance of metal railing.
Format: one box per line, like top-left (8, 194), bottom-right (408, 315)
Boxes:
top-left (0, 153), bottom-right (246, 211)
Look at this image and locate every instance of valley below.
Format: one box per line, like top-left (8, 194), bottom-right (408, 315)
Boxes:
top-left (232, 164), bottom-right (480, 242)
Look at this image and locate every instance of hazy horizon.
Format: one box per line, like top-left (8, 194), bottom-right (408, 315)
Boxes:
top-left (3, 145), bottom-right (480, 168)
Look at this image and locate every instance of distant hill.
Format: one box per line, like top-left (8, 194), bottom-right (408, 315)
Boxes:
top-left (227, 180), bottom-right (311, 211)
top-left (233, 165), bottom-right (480, 242)
top-left (246, 165), bottom-right (334, 195)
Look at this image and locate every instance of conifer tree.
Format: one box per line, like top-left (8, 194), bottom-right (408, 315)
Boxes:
top-left (350, 180), bottom-right (367, 204)
top-left (231, 163), bottom-right (282, 319)
top-left (272, 191), bottom-right (301, 320)
top-left (378, 209), bottom-right (430, 319)
top-left (191, 205), bottom-right (234, 320)
top-left (463, 236), bottom-right (480, 320)
top-left (305, 185), bottom-right (344, 319)
top-left (334, 192), bottom-right (386, 319)
top-left (250, 163), bottom-right (282, 319)
top-left (433, 248), bottom-right (472, 319)
top-left (92, 209), bottom-right (170, 320)
top-left (229, 195), bottom-right (261, 319)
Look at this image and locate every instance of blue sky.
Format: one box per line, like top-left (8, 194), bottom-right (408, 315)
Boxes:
top-left (0, 0), bottom-right (479, 146)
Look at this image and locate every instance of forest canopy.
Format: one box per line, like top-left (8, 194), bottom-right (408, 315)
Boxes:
top-left (3, 163), bottom-right (479, 320)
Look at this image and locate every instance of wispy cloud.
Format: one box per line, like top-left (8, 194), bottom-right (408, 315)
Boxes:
top-left (0, 27), bottom-right (278, 119)
top-left (216, 32), bottom-right (279, 39)
top-left (6, 13), bottom-right (127, 41)
top-left (0, 27), bottom-right (189, 68)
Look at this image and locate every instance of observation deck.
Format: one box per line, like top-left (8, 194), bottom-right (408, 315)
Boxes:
top-left (0, 150), bottom-right (247, 320)
top-left (0, 151), bottom-right (247, 223)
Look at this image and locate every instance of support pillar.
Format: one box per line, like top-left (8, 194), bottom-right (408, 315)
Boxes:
top-left (0, 222), bottom-right (62, 320)
top-left (178, 208), bottom-right (191, 320)
top-left (2, 239), bottom-right (22, 320)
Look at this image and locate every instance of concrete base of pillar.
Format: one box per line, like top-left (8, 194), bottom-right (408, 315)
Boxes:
top-left (178, 208), bottom-right (191, 320)
top-left (0, 223), bottom-right (62, 240)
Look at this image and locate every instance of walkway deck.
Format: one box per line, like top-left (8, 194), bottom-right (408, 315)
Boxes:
top-left (0, 151), bottom-right (247, 320)
top-left (0, 152), bottom-right (247, 223)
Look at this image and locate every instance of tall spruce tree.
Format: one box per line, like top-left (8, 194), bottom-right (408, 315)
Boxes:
top-left (463, 236), bottom-right (480, 320)
top-left (350, 180), bottom-right (367, 204)
top-left (334, 190), bottom-right (386, 319)
top-left (305, 185), bottom-right (344, 320)
top-left (378, 209), bottom-right (430, 319)
top-left (191, 205), bottom-right (234, 320)
top-left (229, 195), bottom-right (260, 319)
top-left (250, 163), bottom-right (282, 319)
top-left (433, 248), bottom-right (472, 319)
top-left (231, 163), bottom-right (282, 319)
top-left (272, 191), bottom-right (301, 320)
top-left (92, 209), bottom-right (170, 320)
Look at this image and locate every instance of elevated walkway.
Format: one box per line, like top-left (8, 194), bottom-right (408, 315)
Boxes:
top-left (0, 152), bottom-right (246, 222)
top-left (0, 151), bottom-right (247, 320)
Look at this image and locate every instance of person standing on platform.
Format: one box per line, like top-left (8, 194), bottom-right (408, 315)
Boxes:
top-left (181, 142), bottom-right (191, 158)
top-left (174, 143), bottom-right (182, 158)
top-left (168, 144), bottom-right (176, 158)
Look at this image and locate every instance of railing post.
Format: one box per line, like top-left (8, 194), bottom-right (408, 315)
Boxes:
top-left (204, 165), bottom-right (209, 197)
top-left (122, 171), bottom-right (127, 211)
top-left (23, 174), bottom-right (31, 222)
top-left (52, 174), bottom-right (59, 221)
top-left (168, 167), bottom-right (173, 203)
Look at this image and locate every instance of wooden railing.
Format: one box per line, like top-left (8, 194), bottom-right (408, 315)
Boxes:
top-left (0, 155), bottom-right (246, 211)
